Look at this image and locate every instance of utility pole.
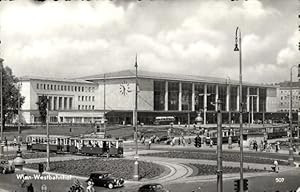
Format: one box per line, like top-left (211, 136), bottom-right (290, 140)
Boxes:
top-left (288, 65), bottom-right (297, 166)
top-left (0, 58), bottom-right (3, 143)
top-left (133, 54), bottom-right (139, 181)
top-left (46, 100), bottom-right (50, 171)
top-left (234, 26), bottom-right (244, 191)
top-left (216, 99), bottom-right (223, 192)
top-left (103, 74), bottom-right (106, 137)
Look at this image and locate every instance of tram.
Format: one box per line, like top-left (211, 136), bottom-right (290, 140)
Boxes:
top-left (25, 134), bottom-right (124, 157)
top-left (206, 124), bottom-right (288, 144)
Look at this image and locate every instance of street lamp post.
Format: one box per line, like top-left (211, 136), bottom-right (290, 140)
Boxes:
top-left (17, 81), bottom-right (22, 151)
top-left (133, 54), bottom-right (139, 181)
top-left (0, 58), bottom-right (3, 143)
top-left (288, 65), bottom-right (297, 166)
top-left (216, 99), bottom-right (223, 192)
top-left (226, 77), bottom-right (231, 127)
top-left (46, 104), bottom-right (50, 171)
top-left (234, 26), bottom-right (244, 191)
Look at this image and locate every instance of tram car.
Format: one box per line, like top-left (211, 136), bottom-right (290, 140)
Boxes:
top-left (206, 125), bottom-right (288, 145)
top-left (205, 128), bottom-right (239, 145)
top-left (69, 137), bottom-right (124, 157)
top-left (25, 134), bottom-right (124, 157)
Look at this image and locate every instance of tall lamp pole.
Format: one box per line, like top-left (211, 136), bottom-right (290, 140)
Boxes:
top-left (17, 81), bottom-right (22, 151)
top-left (226, 76), bottom-right (231, 127)
top-left (0, 58), bottom-right (3, 143)
top-left (133, 54), bottom-right (139, 181)
top-left (46, 99), bottom-right (50, 171)
top-left (234, 26), bottom-right (244, 191)
top-left (288, 65), bottom-right (297, 166)
top-left (216, 99), bottom-right (223, 192)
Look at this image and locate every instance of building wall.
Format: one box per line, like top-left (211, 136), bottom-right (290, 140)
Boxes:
top-left (95, 78), bottom-right (154, 111)
top-left (266, 88), bottom-right (279, 112)
top-left (278, 88), bottom-right (300, 112)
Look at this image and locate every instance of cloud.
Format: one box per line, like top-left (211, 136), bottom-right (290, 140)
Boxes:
top-left (0, 0), bottom-right (297, 84)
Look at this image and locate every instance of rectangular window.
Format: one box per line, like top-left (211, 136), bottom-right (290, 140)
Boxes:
top-left (182, 83), bottom-right (192, 111)
top-left (92, 105), bottom-right (94, 110)
top-left (86, 96), bottom-right (88, 101)
top-left (44, 84), bottom-right (46, 89)
top-left (54, 85), bottom-right (56, 90)
top-left (78, 105), bottom-right (80, 110)
top-left (75, 86), bottom-right (77, 92)
top-left (82, 87), bottom-right (84, 92)
top-left (89, 87), bottom-right (91, 92)
top-left (154, 81), bottom-right (165, 111)
top-left (37, 83), bottom-right (39, 89)
top-left (61, 85), bottom-right (63, 90)
top-left (64, 85), bottom-right (67, 91)
top-left (89, 96), bottom-right (91, 101)
top-left (50, 85), bottom-right (53, 90)
top-left (168, 82), bottom-right (179, 110)
top-left (68, 86), bottom-right (70, 91)
top-left (78, 96), bottom-right (80, 101)
top-left (207, 84), bottom-right (216, 111)
top-left (47, 84), bottom-right (49, 90)
top-left (69, 97), bottom-right (73, 109)
top-left (71, 86), bottom-right (73, 91)
top-left (92, 96), bottom-right (95, 101)
top-left (58, 97), bottom-right (62, 109)
top-left (82, 96), bottom-right (84, 101)
top-left (194, 83), bottom-right (204, 111)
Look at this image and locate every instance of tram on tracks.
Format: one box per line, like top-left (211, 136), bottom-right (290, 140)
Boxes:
top-left (205, 124), bottom-right (288, 144)
top-left (25, 134), bottom-right (124, 157)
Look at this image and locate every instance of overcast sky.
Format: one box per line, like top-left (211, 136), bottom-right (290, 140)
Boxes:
top-left (0, 0), bottom-right (299, 83)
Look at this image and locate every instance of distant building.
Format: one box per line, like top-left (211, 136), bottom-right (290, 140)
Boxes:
top-left (20, 70), bottom-right (279, 124)
top-left (277, 81), bottom-right (300, 112)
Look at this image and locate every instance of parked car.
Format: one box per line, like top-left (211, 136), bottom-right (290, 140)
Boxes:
top-left (86, 171), bottom-right (124, 189)
top-left (138, 183), bottom-right (170, 192)
top-left (0, 159), bottom-right (15, 174)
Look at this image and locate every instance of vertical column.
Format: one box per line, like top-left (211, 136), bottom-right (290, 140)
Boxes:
top-left (164, 81), bottom-right (168, 111)
top-left (179, 82), bottom-right (182, 111)
top-left (62, 97), bottom-right (65, 110)
top-left (204, 84), bottom-right (208, 125)
top-left (226, 85), bottom-right (230, 111)
top-left (51, 96), bottom-right (55, 110)
top-left (192, 83), bottom-right (195, 111)
top-left (56, 97), bottom-right (59, 111)
top-left (215, 85), bottom-right (219, 111)
top-left (236, 87), bottom-right (240, 111)
top-left (257, 88), bottom-right (259, 112)
top-left (247, 87), bottom-right (250, 112)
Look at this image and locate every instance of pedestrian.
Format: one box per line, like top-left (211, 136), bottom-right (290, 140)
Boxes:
top-left (27, 183), bottom-right (34, 192)
top-left (148, 139), bottom-right (151, 150)
top-left (209, 139), bottom-right (213, 148)
top-left (13, 136), bottom-right (17, 146)
top-left (86, 180), bottom-right (95, 192)
top-left (275, 144), bottom-right (278, 152)
top-left (273, 160), bottom-right (279, 173)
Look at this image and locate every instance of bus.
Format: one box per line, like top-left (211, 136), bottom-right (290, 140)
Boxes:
top-left (154, 116), bottom-right (175, 125)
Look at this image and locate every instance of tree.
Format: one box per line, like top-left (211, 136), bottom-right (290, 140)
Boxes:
top-left (36, 95), bottom-right (48, 124)
top-left (0, 62), bottom-right (25, 128)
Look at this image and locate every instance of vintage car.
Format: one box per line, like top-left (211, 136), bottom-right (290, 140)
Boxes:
top-left (0, 159), bottom-right (15, 174)
top-left (138, 183), bottom-right (170, 192)
top-left (87, 171), bottom-right (124, 189)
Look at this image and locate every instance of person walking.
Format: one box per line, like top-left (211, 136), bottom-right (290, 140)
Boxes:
top-left (86, 180), bottom-right (95, 192)
top-left (27, 183), bottom-right (34, 192)
top-left (273, 160), bottom-right (279, 173)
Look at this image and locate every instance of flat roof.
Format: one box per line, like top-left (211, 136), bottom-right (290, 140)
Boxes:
top-left (78, 69), bottom-right (277, 88)
top-left (20, 76), bottom-right (95, 85)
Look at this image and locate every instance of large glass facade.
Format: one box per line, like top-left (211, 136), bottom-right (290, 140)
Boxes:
top-left (168, 82), bottom-right (179, 110)
top-left (182, 83), bottom-right (192, 110)
top-left (230, 86), bottom-right (237, 111)
top-left (259, 88), bottom-right (266, 112)
top-left (242, 87), bottom-right (248, 112)
top-left (194, 83), bottom-right (204, 111)
top-left (207, 84), bottom-right (216, 111)
top-left (249, 87), bottom-right (257, 112)
top-left (154, 81), bottom-right (165, 111)
top-left (218, 85), bottom-right (227, 111)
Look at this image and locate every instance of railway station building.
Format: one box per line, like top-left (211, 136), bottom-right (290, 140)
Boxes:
top-left (19, 69), bottom-right (279, 125)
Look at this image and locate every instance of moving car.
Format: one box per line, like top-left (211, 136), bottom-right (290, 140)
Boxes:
top-left (138, 183), bottom-right (170, 192)
top-left (0, 159), bottom-right (15, 174)
top-left (87, 171), bottom-right (124, 189)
